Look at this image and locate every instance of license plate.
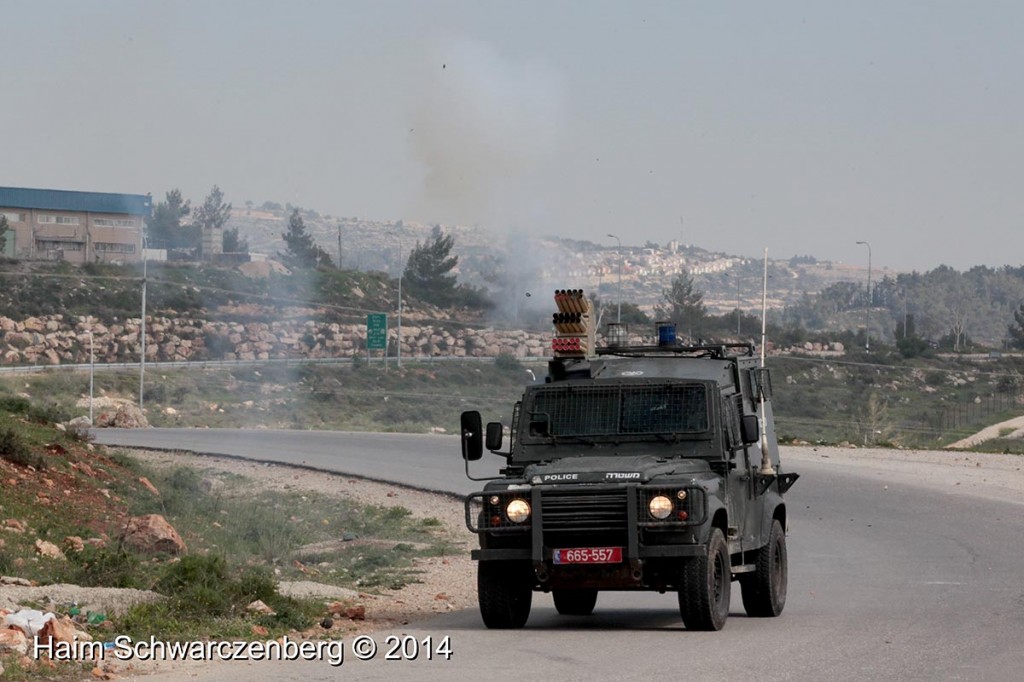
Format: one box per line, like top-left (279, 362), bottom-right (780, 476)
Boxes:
top-left (552, 547), bottom-right (623, 565)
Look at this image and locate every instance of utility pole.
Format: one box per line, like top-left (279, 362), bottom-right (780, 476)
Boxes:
top-left (856, 241), bottom-right (872, 351)
top-left (607, 233), bottom-right (622, 323)
top-left (139, 236), bottom-right (147, 410)
top-left (342, 220), bottom-right (350, 268)
top-left (88, 331), bottom-right (94, 425)
top-left (735, 275), bottom-right (741, 336)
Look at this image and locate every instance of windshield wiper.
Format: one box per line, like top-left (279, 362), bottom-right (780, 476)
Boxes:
top-left (651, 433), bottom-right (683, 445)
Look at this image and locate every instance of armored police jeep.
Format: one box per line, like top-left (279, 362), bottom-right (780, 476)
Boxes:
top-left (459, 289), bottom-right (797, 631)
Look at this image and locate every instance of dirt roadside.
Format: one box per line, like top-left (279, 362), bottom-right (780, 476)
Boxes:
top-left (782, 444), bottom-right (1024, 507)
top-left (123, 448), bottom-right (480, 625)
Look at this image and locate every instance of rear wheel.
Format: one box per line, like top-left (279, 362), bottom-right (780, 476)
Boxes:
top-left (740, 518), bottom-right (787, 617)
top-left (552, 589), bottom-right (598, 616)
top-left (478, 561), bottom-right (533, 629)
top-left (678, 528), bottom-right (730, 631)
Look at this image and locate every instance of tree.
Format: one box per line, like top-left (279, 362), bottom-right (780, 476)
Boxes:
top-left (146, 189), bottom-right (196, 251)
top-left (194, 185), bottom-right (232, 258)
top-left (403, 225), bottom-right (459, 306)
top-left (895, 314), bottom-right (930, 358)
top-left (613, 301), bottom-right (651, 327)
top-left (222, 227), bottom-right (249, 254)
top-left (281, 209), bottom-right (333, 268)
top-left (1008, 304), bottom-right (1024, 350)
top-left (656, 271), bottom-right (706, 339)
top-left (0, 215), bottom-right (8, 257)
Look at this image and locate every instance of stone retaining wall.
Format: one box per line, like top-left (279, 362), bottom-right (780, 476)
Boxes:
top-left (0, 314), bottom-right (556, 365)
top-left (0, 314), bottom-right (847, 366)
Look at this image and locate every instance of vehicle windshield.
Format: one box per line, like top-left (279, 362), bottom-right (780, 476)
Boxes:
top-left (525, 382), bottom-right (708, 440)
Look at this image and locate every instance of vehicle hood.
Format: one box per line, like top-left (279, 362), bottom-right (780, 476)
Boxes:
top-left (522, 455), bottom-right (712, 485)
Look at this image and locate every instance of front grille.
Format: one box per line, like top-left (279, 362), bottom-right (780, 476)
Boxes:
top-left (540, 487), bottom-right (628, 533)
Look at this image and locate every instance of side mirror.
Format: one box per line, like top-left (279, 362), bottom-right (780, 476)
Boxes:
top-left (461, 411), bottom-right (483, 461)
top-left (485, 422), bottom-right (504, 452)
top-left (741, 414), bottom-right (760, 445)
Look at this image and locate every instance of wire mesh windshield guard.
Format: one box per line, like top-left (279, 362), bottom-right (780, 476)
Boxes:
top-left (527, 383), bottom-right (708, 438)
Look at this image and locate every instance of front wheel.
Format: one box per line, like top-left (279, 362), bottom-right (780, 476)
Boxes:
top-left (478, 561), bottom-right (533, 629)
top-left (678, 527), bottom-right (730, 631)
top-left (740, 518), bottom-right (788, 617)
top-left (552, 589), bottom-right (598, 616)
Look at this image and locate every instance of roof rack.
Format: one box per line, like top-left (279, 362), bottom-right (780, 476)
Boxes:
top-left (595, 342), bottom-right (756, 359)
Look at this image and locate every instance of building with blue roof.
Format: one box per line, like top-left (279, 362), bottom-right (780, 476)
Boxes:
top-left (0, 186), bottom-right (151, 263)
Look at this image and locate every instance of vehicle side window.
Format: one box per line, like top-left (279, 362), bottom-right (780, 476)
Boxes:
top-left (750, 368), bottom-right (773, 401)
top-left (723, 395), bottom-right (742, 450)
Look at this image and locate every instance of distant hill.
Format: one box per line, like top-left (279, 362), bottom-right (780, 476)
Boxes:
top-left (229, 204), bottom-right (882, 318)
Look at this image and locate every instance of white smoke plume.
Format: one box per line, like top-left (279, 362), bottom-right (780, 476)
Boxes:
top-left (408, 38), bottom-right (565, 229)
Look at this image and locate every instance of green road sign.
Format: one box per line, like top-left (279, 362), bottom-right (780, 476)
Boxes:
top-left (367, 313), bottom-right (387, 350)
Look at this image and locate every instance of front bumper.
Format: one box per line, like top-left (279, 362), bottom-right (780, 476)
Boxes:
top-left (467, 483), bottom-right (709, 565)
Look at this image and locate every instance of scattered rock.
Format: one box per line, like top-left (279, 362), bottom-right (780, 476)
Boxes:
top-left (198, 477), bottom-right (224, 494)
top-left (320, 617), bottom-right (334, 630)
top-left (246, 600), bottom-right (275, 616)
top-left (138, 477), bottom-right (160, 496)
top-left (63, 536), bottom-right (86, 553)
top-left (95, 403), bottom-right (149, 429)
top-left (3, 519), bottom-right (27, 534)
top-left (39, 615), bottom-right (91, 645)
top-left (0, 627), bottom-right (29, 655)
top-left (120, 514), bottom-right (186, 555)
top-left (250, 625), bottom-right (269, 636)
top-left (66, 416), bottom-right (92, 438)
top-left (35, 539), bottom-right (66, 560)
top-left (0, 576), bottom-right (33, 587)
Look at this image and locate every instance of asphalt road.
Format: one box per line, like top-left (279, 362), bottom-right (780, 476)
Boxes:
top-left (94, 429), bottom-right (1024, 681)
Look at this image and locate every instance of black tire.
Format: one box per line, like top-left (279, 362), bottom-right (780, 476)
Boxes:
top-left (740, 518), bottom-right (787, 618)
top-left (678, 527), bottom-right (730, 631)
top-left (478, 561), bottom-right (533, 629)
top-left (552, 589), bottom-right (598, 616)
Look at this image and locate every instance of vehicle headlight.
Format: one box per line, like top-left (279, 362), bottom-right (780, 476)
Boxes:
top-left (505, 499), bottom-right (531, 524)
top-left (648, 495), bottom-right (673, 520)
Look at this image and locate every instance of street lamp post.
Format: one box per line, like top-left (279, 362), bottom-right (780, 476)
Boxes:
top-left (856, 240), bottom-right (872, 351)
top-left (607, 234), bottom-right (622, 323)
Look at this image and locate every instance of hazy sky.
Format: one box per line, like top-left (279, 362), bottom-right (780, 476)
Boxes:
top-left (3, 1), bottom-right (1022, 271)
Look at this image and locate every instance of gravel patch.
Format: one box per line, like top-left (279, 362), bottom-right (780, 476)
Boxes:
top-left (0, 584), bottom-right (162, 616)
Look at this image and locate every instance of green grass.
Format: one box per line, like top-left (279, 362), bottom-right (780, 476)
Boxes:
top-left (0, 399), bottom-right (459, 643)
top-left (0, 357), bottom-right (535, 435)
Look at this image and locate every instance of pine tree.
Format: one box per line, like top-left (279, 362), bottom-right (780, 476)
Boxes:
top-left (146, 189), bottom-right (195, 251)
top-left (656, 271), bottom-right (706, 338)
top-left (1009, 304), bottom-right (1024, 350)
top-left (403, 225), bottom-right (459, 306)
top-left (222, 227), bottom-right (249, 254)
top-left (281, 209), bottom-right (333, 268)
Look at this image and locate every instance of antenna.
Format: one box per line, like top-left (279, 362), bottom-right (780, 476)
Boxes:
top-left (758, 247), bottom-right (775, 475)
